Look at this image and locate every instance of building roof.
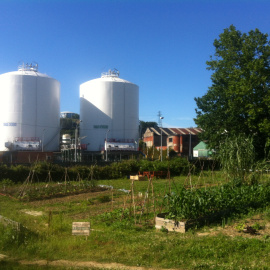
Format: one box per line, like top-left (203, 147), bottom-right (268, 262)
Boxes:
top-left (144, 127), bottom-right (203, 136)
top-left (193, 141), bottom-right (209, 150)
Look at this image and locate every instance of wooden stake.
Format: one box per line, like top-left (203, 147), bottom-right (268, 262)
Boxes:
top-left (131, 179), bottom-right (136, 224)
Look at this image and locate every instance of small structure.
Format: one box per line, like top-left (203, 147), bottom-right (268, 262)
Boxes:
top-left (193, 141), bottom-right (212, 158)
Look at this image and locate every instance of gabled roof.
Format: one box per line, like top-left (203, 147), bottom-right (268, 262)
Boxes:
top-left (193, 141), bottom-right (209, 150)
top-left (145, 127), bottom-right (203, 136)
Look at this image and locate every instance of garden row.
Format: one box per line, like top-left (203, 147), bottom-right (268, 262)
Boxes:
top-left (0, 157), bottom-right (191, 183)
top-left (17, 180), bottom-right (107, 201)
top-left (164, 182), bottom-right (270, 221)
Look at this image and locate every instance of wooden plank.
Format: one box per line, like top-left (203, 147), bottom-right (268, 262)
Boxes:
top-left (130, 175), bottom-right (146, 181)
top-left (72, 222), bottom-right (90, 236)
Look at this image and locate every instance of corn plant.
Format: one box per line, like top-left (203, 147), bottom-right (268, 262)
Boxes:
top-left (216, 134), bottom-right (256, 183)
top-left (164, 183), bottom-right (270, 221)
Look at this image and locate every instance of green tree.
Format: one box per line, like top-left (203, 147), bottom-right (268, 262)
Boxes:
top-left (194, 25), bottom-right (270, 159)
top-left (139, 120), bottom-right (158, 137)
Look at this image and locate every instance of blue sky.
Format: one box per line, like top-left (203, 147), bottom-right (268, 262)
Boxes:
top-left (0, 0), bottom-right (269, 128)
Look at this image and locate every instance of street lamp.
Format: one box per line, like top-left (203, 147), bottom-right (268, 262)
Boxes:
top-left (106, 129), bottom-right (110, 161)
top-left (160, 117), bottom-right (164, 161)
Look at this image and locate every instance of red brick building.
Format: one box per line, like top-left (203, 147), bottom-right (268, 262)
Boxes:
top-left (143, 127), bottom-right (202, 157)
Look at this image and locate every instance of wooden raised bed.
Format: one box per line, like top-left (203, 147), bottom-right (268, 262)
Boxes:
top-left (155, 213), bottom-right (189, 233)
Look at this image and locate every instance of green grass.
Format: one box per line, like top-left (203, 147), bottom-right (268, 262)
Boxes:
top-left (0, 260), bottom-right (108, 270)
top-left (1, 173), bottom-right (270, 269)
top-left (2, 227), bottom-right (270, 269)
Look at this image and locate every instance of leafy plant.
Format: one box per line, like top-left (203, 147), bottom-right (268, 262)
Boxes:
top-left (235, 222), bottom-right (246, 232)
top-left (252, 222), bottom-right (262, 231)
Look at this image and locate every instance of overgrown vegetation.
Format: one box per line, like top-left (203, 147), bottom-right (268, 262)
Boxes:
top-left (217, 134), bottom-right (257, 183)
top-left (0, 157), bottom-right (190, 184)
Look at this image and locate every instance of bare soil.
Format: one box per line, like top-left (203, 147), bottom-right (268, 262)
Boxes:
top-left (18, 259), bottom-right (180, 270)
top-left (197, 214), bottom-right (270, 240)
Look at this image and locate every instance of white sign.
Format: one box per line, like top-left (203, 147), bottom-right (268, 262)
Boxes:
top-left (72, 222), bottom-right (90, 236)
top-left (3, 122), bottom-right (17, 126)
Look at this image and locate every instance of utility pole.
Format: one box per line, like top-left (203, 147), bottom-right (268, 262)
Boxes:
top-left (160, 116), bottom-right (164, 161)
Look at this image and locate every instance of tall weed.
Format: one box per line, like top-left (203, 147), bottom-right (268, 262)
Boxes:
top-left (217, 134), bottom-right (256, 183)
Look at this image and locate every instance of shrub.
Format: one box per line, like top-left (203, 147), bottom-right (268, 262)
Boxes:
top-left (167, 157), bottom-right (189, 176)
top-left (138, 157), bottom-right (189, 176)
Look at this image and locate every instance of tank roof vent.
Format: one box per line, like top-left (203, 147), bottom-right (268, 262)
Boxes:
top-left (101, 68), bottom-right (119, 78)
top-left (18, 62), bottom-right (38, 72)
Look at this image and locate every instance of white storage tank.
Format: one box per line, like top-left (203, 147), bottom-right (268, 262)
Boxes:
top-left (80, 69), bottom-right (139, 151)
top-left (0, 63), bottom-right (60, 152)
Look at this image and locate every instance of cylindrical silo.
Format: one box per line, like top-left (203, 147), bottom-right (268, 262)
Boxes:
top-left (80, 70), bottom-right (139, 151)
top-left (0, 64), bottom-right (60, 152)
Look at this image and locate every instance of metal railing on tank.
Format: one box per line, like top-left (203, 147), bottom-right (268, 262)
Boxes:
top-left (18, 62), bottom-right (38, 72)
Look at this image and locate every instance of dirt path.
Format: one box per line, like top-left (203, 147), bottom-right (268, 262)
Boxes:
top-left (1, 253), bottom-right (178, 270)
top-left (19, 259), bottom-right (179, 270)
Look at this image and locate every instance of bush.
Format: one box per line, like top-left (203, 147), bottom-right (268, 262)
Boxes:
top-left (0, 157), bottom-right (190, 182)
top-left (138, 157), bottom-right (189, 176)
top-left (167, 157), bottom-right (189, 175)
